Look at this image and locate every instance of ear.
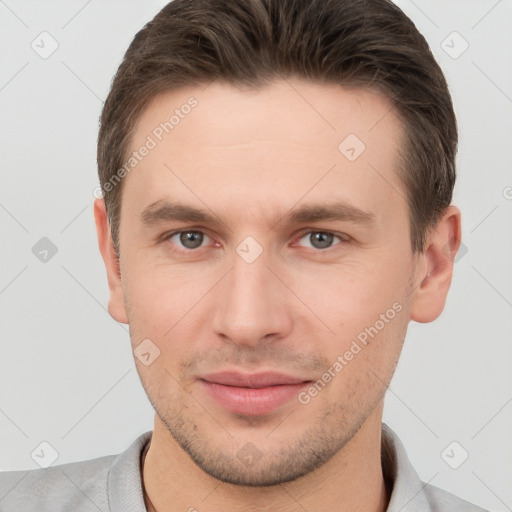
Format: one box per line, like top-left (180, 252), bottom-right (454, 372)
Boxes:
top-left (94, 198), bottom-right (129, 324)
top-left (409, 205), bottom-right (462, 323)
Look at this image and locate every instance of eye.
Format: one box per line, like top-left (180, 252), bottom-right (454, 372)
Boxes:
top-left (165, 230), bottom-right (213, 250)
top-left (162, 229), bottom-right (347, 253)
top-left (295, 231), bottom-right (346, 250)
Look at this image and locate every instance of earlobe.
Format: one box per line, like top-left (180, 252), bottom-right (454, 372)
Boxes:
top-left (93, 198), bottom-right (129, 324)
top-left (409, 205), bottom-right (462, 324)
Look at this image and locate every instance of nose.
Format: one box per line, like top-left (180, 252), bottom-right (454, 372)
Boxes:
top-left (211, 249), bottom-right (293, 348)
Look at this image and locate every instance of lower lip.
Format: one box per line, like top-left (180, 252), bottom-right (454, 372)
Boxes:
top-left (199, 380), bottom-right (310, 416)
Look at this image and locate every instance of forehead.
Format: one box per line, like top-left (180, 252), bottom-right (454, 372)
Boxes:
top-left (133, 79), bottom-right (402, 152)
top-left (121, 78), bottom-right (407, 228)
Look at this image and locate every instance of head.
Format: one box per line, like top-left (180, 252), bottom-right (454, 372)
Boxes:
top-left (95, 0), bottom-right (461, 487)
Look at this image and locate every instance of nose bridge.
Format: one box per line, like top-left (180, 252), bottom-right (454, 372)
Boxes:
top-left (212, 245), bottom-right (292, 346)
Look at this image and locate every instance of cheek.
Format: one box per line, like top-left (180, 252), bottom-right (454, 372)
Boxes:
top-left (288, 256), bottom-right (411, 388)
top-left (291, 258), bottom-right (410, 334)
top-left (122, 261), bottom-right (217, 366)
top-left (124, 260), bottom-right (200, 316)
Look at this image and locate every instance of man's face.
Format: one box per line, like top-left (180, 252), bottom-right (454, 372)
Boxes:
top-left (110, 79), bottom-right (419, 485)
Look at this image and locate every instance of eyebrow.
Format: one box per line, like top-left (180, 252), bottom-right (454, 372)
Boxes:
top-left (140, 201), bottom-right (222, 226)
top-left (139, 200), bottom-right (375, 228)
top-left (285, 203), bottom-right (374, 225)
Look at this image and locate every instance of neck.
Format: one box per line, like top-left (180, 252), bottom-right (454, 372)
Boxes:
top-left (142, 408), bottom-right (388, 512)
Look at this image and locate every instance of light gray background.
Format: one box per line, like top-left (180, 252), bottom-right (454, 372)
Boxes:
top-left (0, 1), bottom-right (511, 510)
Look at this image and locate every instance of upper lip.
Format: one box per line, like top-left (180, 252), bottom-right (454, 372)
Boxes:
top-left (199, 371), bottom-right (311, 388)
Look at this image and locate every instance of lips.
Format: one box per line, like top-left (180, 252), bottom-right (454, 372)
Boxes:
top-left (200, 371), bottom-right (309, 388)
top-left (198, 371), bottom-right (312, 416)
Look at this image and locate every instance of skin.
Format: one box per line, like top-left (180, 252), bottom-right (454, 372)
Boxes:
top-left (94, 78), bottom-right (461, 512)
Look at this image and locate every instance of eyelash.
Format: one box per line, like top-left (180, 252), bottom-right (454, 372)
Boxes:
top-left (161, 229), bottom-right (349, 253)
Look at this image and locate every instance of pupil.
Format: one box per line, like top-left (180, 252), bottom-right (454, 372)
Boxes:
top-left (311, 232), bottom-right (333, 249)
top-left (180, 231), bottom-right (203, 249)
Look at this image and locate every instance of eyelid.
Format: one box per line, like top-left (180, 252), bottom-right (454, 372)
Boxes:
top-left (292, 229), bottom-right (350, 249)
top-left (161, 228), bottom-right (216, 250)
top-left (293, 227), bottom-right (350, 240)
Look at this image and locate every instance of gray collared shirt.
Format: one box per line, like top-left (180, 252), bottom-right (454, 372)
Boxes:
top-left (0, 424), bottom-right (488, 511)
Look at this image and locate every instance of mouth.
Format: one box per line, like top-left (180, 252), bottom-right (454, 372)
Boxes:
top-left (198, 371), bottom-right (312, 416)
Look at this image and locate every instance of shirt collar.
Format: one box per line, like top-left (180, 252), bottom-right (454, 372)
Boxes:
top-left (107, 430), bottom-right (152, 512)
top-left (382, 423), bottom-right (433, 511)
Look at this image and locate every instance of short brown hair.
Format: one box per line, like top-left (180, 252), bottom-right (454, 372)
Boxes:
top-left (97, 0), bottom-right (457, 257)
